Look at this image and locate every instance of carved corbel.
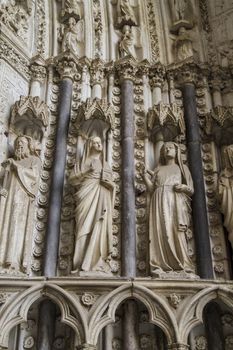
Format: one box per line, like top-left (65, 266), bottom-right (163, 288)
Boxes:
top-left (207, 106), bottom-right (233, 145)
top-left (147, 102), bottom-right (185, 141)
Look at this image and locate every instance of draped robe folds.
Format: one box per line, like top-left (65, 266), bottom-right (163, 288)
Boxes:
top-left (149, 163), bottom-right (194, 272)
top-left (0, 156), bottom-right (41, 272)
top-left (71, 159), bottom-right (114, 273)
top-left (219, 169), bottom-right (233, 246)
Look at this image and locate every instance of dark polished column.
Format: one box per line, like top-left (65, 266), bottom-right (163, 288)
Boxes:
top-left (204, 303), bottom-right (224, 350)
top-left (119, 67), bottom-right (136, 278)
top-left (37, 54), bottom-right (76, 350)
top-left (43, 76), bottom-right (73, 277)
top-left (182, 78), bottom-right (213, 279)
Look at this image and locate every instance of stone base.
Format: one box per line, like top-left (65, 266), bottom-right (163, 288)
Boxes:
top-left (151, 269), bottom-right (200, 280)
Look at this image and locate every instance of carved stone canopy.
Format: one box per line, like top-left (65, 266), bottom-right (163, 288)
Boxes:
top-left (10, 95), bottom-right (50, 140)
top-left (208, 106), bottom-right (233, 146)
top-left (147, 103), bottom-right (185, 141)
top-left (74, 98), bottom-right (115, 134)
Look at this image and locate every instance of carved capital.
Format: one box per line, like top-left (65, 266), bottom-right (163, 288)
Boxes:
top-left (90, 58), bottom-right (105, 86)
top-left (149, 63), bottom-right (166, 88)
top-left (168, 61), bottom-right (209, 87)
top-left (55, 51), bottom-right (79, 80)
top-left (30, 64), bottom-right (47, 83)
top-left (115, 56), bottom-right (139, 82)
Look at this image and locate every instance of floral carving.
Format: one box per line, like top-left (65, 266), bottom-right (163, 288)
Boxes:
top-left (81, 292), bottom-right (97, 306)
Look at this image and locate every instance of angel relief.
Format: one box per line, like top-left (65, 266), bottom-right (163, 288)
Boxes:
top-left (118, 25), bottom-right (141, 59)
top-left (60, 16), bottom-right (84, 56)
top-left (70, 136), bottom-right (115, 276)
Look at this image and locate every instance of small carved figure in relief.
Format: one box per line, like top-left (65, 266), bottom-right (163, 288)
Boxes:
top-left (142, 142), bottom-right (194, 276)
top-left (175, 26), bottom-right (194, 61)
top-left (61, 16), bottom-right (84, 56)
top-left (116, 0), bottom-right (137, 26)
top-left (218, 145), bottom-right (233, 249)
top-left (119, 25), bottom-right (135, 58)
top-left (0, 136), bottom-right (41, 273)
top-left (169, 0), bottom-right (195, 24)
top-left (70, 136), bottom-right (115, 275)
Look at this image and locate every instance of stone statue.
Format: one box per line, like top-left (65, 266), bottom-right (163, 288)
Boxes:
top-left (169, 0), bottom-right (195, 24)
top-left (0, 136), bottom-right (41, 273)
top-left (175, 26), bottom-right (194, 61)
top-left (61, 16), bottom-right (84, 56)
top-left (142, 142), bottom-right (194, 276)
top-left (70, 136), bottom-right (115, 275)
top-left (117, 0), bottom-right (137, 26)
top-left (119, 25), bottom-right (135, 58)
top-left (218, 145), bottom-right (233, 249)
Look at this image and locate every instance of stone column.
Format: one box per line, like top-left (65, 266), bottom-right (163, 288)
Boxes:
top-left (204, 303), bottom-right (224, 350)
top-left (117, 60), bottom-right (137, 278)
top-left (122, 300), bottom-right (140, 350)
top-left (30, 63), bottom-right (47, 98)
top-left (37, 54), bottom-right (77, 350)
top-left (43, 55), bottom-right (76, 277)
top-left (116, 59), bottom-right (140, 350)
top-left (90, 59), bottom-right (105, 100)
top-left (180, 69), bottom-right (213, 279)
top-left (77, 344), bottom-right (97, 350)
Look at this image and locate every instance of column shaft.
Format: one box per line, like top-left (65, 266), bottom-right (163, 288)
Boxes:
top-left (43, 78), bottom-right (73, 277)
top-left (122, 300), bottom-right (140, 350)
top-left (204, 303), bottom-right (224, 350)
top-left (36, 300), bottom-right (56, 350)
top-left (121, 79), bottom-right (136, 278)
top-left (182, 83), bottom-right (213, 279)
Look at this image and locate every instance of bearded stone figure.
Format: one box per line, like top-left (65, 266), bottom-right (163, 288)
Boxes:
top-left (218, 145), bottom-right (233, 249)
top-left (70, 136), bottom-right (115, 276)
top-left (142, 142), bottom-right (194, 276)
top-left (0, 136), bottom-right (41, 273)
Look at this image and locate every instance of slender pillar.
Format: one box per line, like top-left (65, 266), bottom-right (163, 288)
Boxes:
top-left (37, 56), bottom-right (76, 350)
top-left (122, 300), bottom-right (139, 350)
top-left (37, 300), bottom-right (56, 350)
top-left (30, 64), bottom-right (47, 98)
top-left (204, 303), bottom-right (224, 350)
top-left (120, 75), bottom-right (136, 277)
top-left (182, 77), bottom-right (214, 279)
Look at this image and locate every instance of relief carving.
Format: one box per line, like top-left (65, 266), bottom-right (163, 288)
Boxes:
top-left (70, 136), bottom-right (115, 276)
top-left (60, 16), bottom-right (84, 56)
top-left (142, 142), bottom-right (194, 277)
top-left (0, 136), bottom-right (41, 274)
top-left (218, 145), bottom-right (233, 249)
top-left (115, 0), bottom-right (137, 27)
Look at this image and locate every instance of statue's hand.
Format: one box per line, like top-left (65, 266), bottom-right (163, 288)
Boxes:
top-left (174, 184), bottom-right (185, 192)
top-left (0, 188), bottom-right (7, 198)
top-left (2, 158), bottom-right (15, 168)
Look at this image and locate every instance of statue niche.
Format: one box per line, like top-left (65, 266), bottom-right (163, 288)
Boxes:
top-left (69, 99), bottom-right (115, 276)
top-left (218, 145), bottom-right (233, 249)
top-left (0, 136), bottom-right (41, 274)
top-left (142, 142), bottom-right (194, 278)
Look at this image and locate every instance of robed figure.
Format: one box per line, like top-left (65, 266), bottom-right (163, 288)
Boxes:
top-left (70, 136), bottom-right (115, 275)
top-left (0, 136), bottom-right (41, 273)
top-left (143, 142), bottom-right (194, 276)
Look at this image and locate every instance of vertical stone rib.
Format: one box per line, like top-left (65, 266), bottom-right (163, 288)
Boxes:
top-left (121, 77), bottom-right (136, 278)
top-left (43, 77), bottom-right (73, 277)
top-left (182, 82), bottom-right (213, 279)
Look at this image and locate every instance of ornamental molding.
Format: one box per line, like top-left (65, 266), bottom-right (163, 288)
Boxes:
top-left (74, 98), bottom-right (115, 130)
top-left (147, 102), bottom-right (185, 140)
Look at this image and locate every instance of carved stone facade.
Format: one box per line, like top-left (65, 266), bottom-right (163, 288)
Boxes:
top-left (1, 1), bottom-right (233, 349)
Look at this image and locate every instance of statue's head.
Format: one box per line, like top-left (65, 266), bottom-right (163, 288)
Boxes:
top-left (178, 26), bottom-right (187, 36)
top-left (14, 136), bottom-right (30, 160)
top-left (89, 136), bottom-right (103, 153)
top-left (160, 142), bottom-right (178, 164)
top-left (68, 16), bottom-right (76, 27)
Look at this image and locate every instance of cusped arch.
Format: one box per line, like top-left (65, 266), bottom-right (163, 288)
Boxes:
top-left (87, 283), bottom-right (178, 346)
top-left (0, 282), bottom-right (87, 348)
top-left (178, 286), bottom-right (233, 343)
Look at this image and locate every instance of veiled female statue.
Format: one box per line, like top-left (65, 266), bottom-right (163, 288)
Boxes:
top-left (142, 142), bottom-right (194, 276)
top-left (70, 136), bottom-right (115, 275)
top-left (218, 145), bottom-right (233, 249)
top-left (0, 136), bottom-right (41, 273)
